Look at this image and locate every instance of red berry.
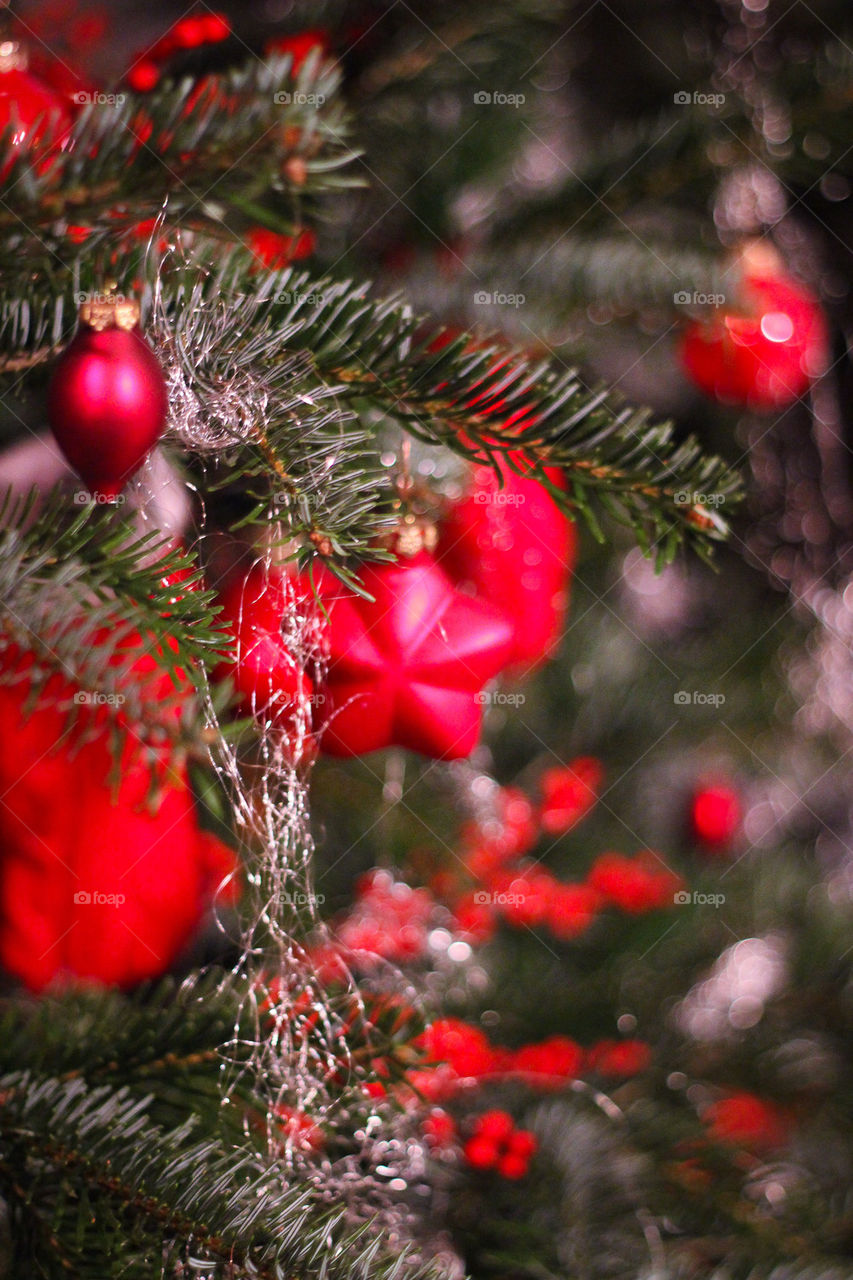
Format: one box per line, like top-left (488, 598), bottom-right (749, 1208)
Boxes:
top-left (539, 758), bottom-right (603, 835)
top-left (127, 60), bottom-right (160, 92)
top-left (587, 1039), bottom-right (651, 1077)
top-left (172, 17), bottom-right (207, 48)
top-left (201, 14), bottom-right (231, 42)
top-left (423, 1108), bottom-right (456, 1149)
top-left (464, 1134), bottom-right (498, 1170)
top-left (513, 1036), bottom-right (584, 1082)
top-left (474, 1110), bottom-right (516, 1143)
top-left (545, 883), bottom-right (600, 940)
top-left (507, 1129), bottom-right (538, 1159)
top-left (704, 1092), bottom-right (787, 1152)
top-left (496, 1151), bottom-right (531, 1179)
top-left (691, 782), bottom-right (741, 851)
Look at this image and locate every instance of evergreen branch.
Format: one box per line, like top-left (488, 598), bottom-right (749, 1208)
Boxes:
top-left (0, 488), bottom-right (229, 750)
top-left (0, 1071), bottom-right (446, 1280)
top-left (471, 235), bottom-right (728, 318)
top-left (0, 255), bottom-right (741, 566)
top-left (0, 53), bottom-right (358, 250)
top-left (157, 255), bottom-right (743, 565)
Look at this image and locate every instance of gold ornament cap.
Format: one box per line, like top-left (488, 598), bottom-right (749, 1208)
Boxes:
top-left (78, 293), bottom-right (140, 333)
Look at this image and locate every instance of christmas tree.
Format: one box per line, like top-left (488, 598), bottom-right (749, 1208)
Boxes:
top-left (0, 0), bottom-right (851, 1276)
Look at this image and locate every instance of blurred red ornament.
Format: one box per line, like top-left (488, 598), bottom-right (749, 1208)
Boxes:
top-left (538, 757), bottom-right (603, 835)
top-left (587, 852), bottom-right (682, 914)
top-left (439, 451), bottom-right (577, 673)
top-left (247, 226), bottom-right (316, 269)
top-left (25, 50), bottom-right (93, 109)
top-left (0, 50), bottom-right (72, 178)
top-left (703, 1092), bottom-right (788, 1152)
top-left (0, 642), bottom-right (238, 992)
top-left (690, 781), bottom-right (741, 851)
top-left (301, 550), bottom-right (513, 759)
top-left (680, 270), bottom-right (828, 411)
top-left (47, 298), bottom-right (168, 499)
top-left (587, 1038), bottom-right (652, 1077)
top-left (216, 567), bottom-right (312, 725)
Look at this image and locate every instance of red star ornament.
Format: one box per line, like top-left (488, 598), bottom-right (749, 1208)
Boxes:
top-left (301, 550), bottom-right (514, 759)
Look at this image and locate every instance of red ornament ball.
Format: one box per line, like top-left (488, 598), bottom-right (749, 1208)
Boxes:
top-left (680, 271), bottom-right (828, 411)
top-left (0, 640), bottom-right (238, 991)
top-left (439, 451), bottom-right (577, 674)
top-left (690, 781), bottom-right (741, 852)
top-left (217, 567), bottom-right (312, 724)
top-left (47, 301), bottom-right (169, 499)
top-left (299, 550), bottom-right (513, 759)
top-left (0, 59), bottom-right (72, 177)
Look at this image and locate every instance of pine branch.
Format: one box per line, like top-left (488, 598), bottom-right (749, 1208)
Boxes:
top-left (151, 254), bottom-right (743, 566)
top-left (0, 488), bottom-right (230, 750)
top-left (0, 1071), bottom-right (445, 1279)
top-left (0, 255), bottom-right (741, 570)
top-left (0, 52), bottom-right (358, 253)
